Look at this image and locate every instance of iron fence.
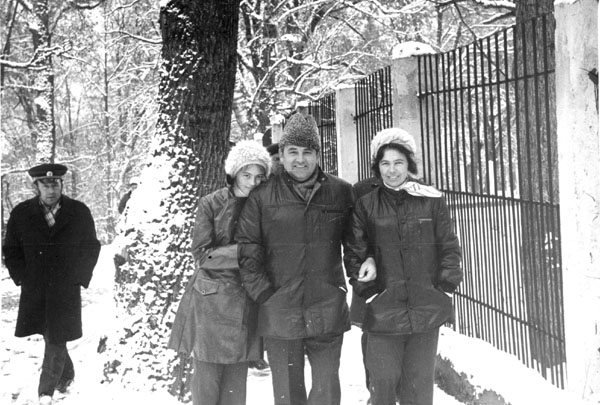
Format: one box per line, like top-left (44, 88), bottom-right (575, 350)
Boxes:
top-left (354, 66), bottom-right (394, 180)
top-left (417, 14), bottom-right (564, 387)
top-left (310, 93), bottom-right (338, 176)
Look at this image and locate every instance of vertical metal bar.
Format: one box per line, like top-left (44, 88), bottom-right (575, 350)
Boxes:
top-left (453, 48), bottom-right (462, 193)
top-left (457, 45), bottom-right (476, 338)
top-left (466, 43), bottom-right (484, 340)
top-left (542, 14), bottom-right (565, 388)
top-left (531, 16), bottom-right (553, 378)
top-left (521, 17), bottom-right (542, 373)
top-left (431, 54), bottom-right (441, 187)
top-left (427, 55), bottom-right (437, 184)
top-left (495, 29), bottom-right (516, 358)
top-left (441, 52), bottom-right (449, 191)
top-left (510, 24), bottom-right (530, 367)
top-left (418, 56), bottom-right (427, 183)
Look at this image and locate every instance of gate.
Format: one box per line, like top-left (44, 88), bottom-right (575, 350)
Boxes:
top-left (417, 14), bottom-right (565, 387)
top-left (354, 66), bottom-right (393, 180)
top-left (310, 93), bottom-right (338, 176)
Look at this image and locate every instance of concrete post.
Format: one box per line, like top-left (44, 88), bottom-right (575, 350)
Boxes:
top-left (335, 85), bottom-right (358, 184)
top-left (555, 0), bottom-right (600, 400)
top-left (390, 56), bottom-right (425, 176)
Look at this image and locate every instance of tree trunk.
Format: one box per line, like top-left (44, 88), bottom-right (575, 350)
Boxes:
top-left (514, 0), bottom-right (563, 370)
top-left (104, 0), bottom-right (241, 398)
top-left (30, 0), bottom-right (56, 163)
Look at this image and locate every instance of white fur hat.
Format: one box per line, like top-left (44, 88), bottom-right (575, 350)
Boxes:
top-left (225, 140), bottom-right (271, 178)
top-left (370, 128), bottom-right (417, 160)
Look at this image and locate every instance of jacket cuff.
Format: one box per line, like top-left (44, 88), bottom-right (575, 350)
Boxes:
top-left (350, 279), bottom-right (383, 300)
top-left (256, 287), bottom-right (276, 304)
top-left (437, 279), bottom-right (457, 293)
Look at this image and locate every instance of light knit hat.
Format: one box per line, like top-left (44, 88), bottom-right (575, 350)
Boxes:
top-left (370, 128), bottom-right (417, 160)
top-left (225, 140), bottom-right (271, 178)
top-left (280, 113), bottom-right (321, 153)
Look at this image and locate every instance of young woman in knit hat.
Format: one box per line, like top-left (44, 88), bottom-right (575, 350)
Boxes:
top-left (169, 140), bottom-right (270, 405)
top-left (344, 128), bottom-right (463, 405)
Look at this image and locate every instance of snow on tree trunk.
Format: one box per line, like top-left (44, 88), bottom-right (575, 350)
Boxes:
top-left (102, 0), bottom-right (241, 398)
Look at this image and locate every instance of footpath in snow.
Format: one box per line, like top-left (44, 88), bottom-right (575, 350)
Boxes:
top-left (1, 245), bottom-right (592, 404)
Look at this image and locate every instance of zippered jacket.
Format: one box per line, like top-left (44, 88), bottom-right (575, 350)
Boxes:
top-left (236, 170), bottom-right (354, 339)
top-left (344, 184), bottom-right (462, 334)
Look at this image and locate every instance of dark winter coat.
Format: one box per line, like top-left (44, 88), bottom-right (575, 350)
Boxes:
top-left (236, 169), bottom-right (354, 339)
top-left (349, 176), bottom-right (381, 327)
top-left (168, 187), bottom-right (260, 363)
top-left (344, 183), bottom-right (462, 335)
top-left (2, 195), bottom-right (101, 343)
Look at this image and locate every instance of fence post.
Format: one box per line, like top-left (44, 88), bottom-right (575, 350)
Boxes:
top-left (555, 0), bottom-right (600, 400)
top-left (390, 56), bottom-right (425, 177)
top-left (335, 85), bottom-right (358, 184)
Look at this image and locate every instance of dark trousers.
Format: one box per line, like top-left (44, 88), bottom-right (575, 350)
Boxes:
top-left (265, 334), bottom-right (343, 405)
top-left (366, 328), bottom-right (440, 405)
top-left (191, 360), bottom-right (248, 405)
top-left (360, 331), bottom-right (370, 389)
top-left (39, 336), bottom-right (75, 396)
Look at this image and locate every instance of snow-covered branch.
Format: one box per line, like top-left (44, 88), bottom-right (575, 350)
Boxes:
top-left (0, 44), bottom-right (69, 69)
top-left (108, 30), bottom-right (162, 45)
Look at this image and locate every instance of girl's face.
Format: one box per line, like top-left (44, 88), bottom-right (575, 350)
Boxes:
top-left (234, 164), bottom-right (266, 197)
top-left (379, 148), bottom-right (409, 189)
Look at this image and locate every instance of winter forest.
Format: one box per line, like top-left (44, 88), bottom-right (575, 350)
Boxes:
top-left (4, 0), bottom-right (583, 404)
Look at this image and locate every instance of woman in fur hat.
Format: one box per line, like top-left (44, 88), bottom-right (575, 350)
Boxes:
top-left (344, 128), bottom-right (463, 405)
top-left (169, 140), bottom-right (270, 405)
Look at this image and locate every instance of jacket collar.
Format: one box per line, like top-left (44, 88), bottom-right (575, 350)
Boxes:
top-left (27, 195), bottom-right (75, 235)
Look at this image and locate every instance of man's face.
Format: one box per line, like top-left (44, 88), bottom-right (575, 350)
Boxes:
top-left (281, 145), bottom-right (319, 182)
top-left (36, 179), bottom-right (63, 207)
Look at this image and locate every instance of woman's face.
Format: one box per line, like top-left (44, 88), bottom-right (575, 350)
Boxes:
top-left (234, 164), bottom-right (266, 196)
top-left (379, 148), bottom-right (409, 188)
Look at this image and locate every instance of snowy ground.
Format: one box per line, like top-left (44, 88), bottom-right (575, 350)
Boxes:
top-left (1, 246), bottom-right (595, 404)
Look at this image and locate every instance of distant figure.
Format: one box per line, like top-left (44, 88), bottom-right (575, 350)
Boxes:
top-left (169, 141), bottom-right (271, 405)
top-left (117, 177), bottom-right (139, 214)
top-left (345, 128), bottom-right (463, 405)
top-left (266, 143), bottom-right (282, 177)
top-left (3, 163), bottom-right (101, 405)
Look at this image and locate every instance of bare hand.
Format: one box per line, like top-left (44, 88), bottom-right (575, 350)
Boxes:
top-left (358, 257), bottom-right (377, 282)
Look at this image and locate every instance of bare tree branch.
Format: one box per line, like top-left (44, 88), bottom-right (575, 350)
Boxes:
top-left (0, 44), bottom-right (71, 69)
top-left (107, 30), bottom-right (162, 45)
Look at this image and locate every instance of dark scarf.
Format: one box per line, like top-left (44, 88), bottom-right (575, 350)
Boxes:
top-left (284, 168), bottom-right (320, 201)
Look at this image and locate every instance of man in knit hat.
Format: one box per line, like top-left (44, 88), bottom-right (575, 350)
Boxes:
top-left (3, 163), bottom-right (101, 405)
top-left (236, 114), bottom-right (375, 405)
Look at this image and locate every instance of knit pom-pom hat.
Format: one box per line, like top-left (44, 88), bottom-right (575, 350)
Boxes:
top-left (370, 128), bottom-right (417, 160)
top-left (225, 140), bottom-right (271, 178)
top-left (280, 113), bottom-right (321, 153)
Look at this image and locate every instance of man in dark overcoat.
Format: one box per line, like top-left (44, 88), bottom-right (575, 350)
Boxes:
top-left (2, 163), bottom-right (101, 405)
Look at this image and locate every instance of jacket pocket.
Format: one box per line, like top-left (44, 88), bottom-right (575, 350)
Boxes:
top-left (194, 277), bottom-right (219, 296)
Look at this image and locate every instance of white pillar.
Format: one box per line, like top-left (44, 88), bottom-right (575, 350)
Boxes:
top-left (335, 85), bottom-right (358, 184)
top-left (555, 0), bottom-right (600, 400)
